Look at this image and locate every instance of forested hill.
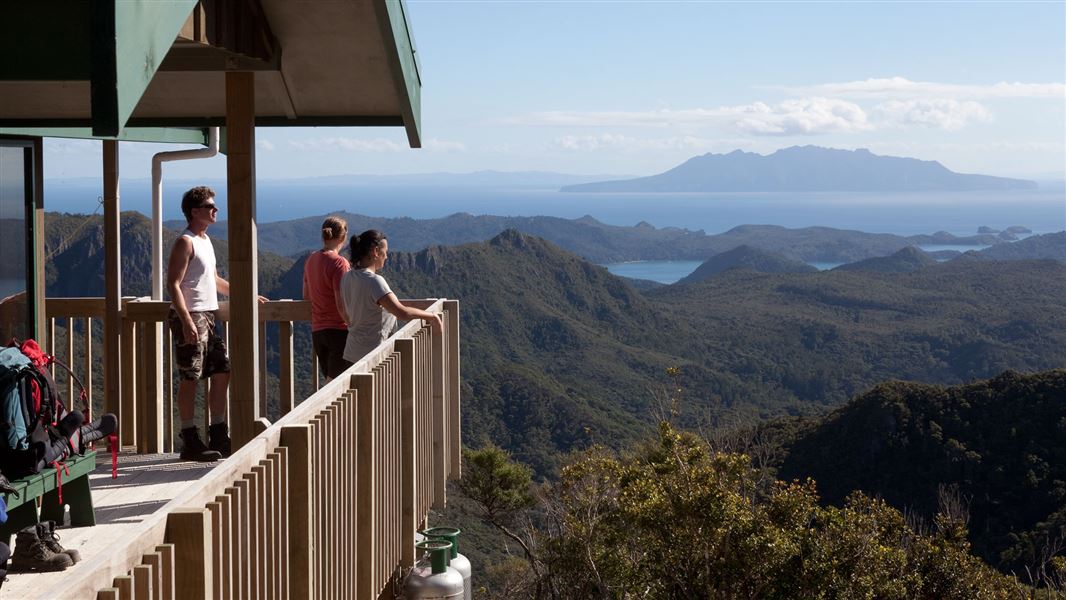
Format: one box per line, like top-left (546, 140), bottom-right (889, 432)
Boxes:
top-left (186, 211), bottom-right (1006, 264)
top-left (977, 230), bottom-right (1066, 261)
top-left (773, 370), bottom-right (1066, 574)
top-left (44, 211), bottom-right (294, 298)
top-left (832, 245), bottom-right (937, 272)
top-left (677, 245), bottom-right (816, 283)
top-left (41, 214), bottom-right (1066, 484)
top-left (373, 230), bottom-right (1066, 474)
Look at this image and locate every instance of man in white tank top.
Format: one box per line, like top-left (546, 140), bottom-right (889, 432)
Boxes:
top-left (166, 186), bottom-right (232, 462)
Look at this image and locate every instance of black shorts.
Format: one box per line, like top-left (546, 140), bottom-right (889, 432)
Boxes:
top-left (312, 329), bottom-right (352, 379)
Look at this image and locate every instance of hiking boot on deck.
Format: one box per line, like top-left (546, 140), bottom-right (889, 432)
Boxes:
top-left (179, 427), bottom-right (221, 462)
top-left (208, 422), bottom-right (232, 458)
top-left (36, 521), bottom-right (80, 564)
top-left (9, 526), bottom-right (72, 572)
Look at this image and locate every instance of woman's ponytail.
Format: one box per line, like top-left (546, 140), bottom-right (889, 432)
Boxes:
top-left (350, 229), bottom-right (387, 266)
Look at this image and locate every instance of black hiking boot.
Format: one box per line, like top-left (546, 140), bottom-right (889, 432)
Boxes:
top-left (0, 540), bottom-right (10, 588)
top-left (9, 526), bottom-right (72, 572)
top-left (78, 413), bottom-right (118, 452)
top-left (179, 427), bottom-right (221, 462)
top-left (56, 412), bottom-right (85, 438)
top-left (36, 521), bottom-right (80, 564)
top-left (208, 422), bottom-right (232, 458)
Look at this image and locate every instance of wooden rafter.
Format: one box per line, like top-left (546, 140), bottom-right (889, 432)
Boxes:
top-left (161, 0), bottom-right (281, 72)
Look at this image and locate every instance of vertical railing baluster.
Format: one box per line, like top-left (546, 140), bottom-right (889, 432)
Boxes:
top-left (164, 509), bottom-right (212, 598)
top-left (270, 449), bottom-right (289, 600)
top-left (444, 301), bottom-right (462, 478)
top-left (121, 317), bottom-right (137, 447)
top-left (154, 543), bottom-right (176, 600)
top-left (279, 320), bottom-right (294, 416)
top-left (113, 576), bottom-right (133, 599)
top-left (432, 320), bottom-right (447, 508)
top-left (259, 321), bottom-right (268, 419)
top-left (133, 563), bottom-right (152, 599)
top-left (279, 425), bottom-right (313, 599)
top-left (166, 329), bottom-right (174, 453)
top-left (223, 321), bottom-right (231, 423)
top-left (83, 316), bottom-right (93, 416)
top-left (354, 372), bottom-right (375, 600)
top-left (206, 499), bottom-right (225, 599)
top-left (225, 485), bottom-right (246, 600)
top-left (311, 414), bottom-right (326, 599)
top-left (141, 551), bottom-right (164, 600)
top-left (242, 470), bottom-right (261, 600)
top-left (48, 317), bottom-right (56, 378)
top-left (66, 316), bottom-right (75, 402)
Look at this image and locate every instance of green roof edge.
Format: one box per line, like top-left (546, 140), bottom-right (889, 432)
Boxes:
top-left (377, 0), bottom-right (423, 148)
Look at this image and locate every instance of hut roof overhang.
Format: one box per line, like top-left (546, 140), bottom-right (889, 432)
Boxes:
top-left (0, 0), bottom-right (421, 146)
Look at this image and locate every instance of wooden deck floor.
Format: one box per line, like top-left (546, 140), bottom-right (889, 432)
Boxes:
top-left (3, 450), bottom-right (218, 598)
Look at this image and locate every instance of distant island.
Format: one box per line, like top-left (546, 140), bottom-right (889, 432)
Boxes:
top-left (561, 146), bottom-right (1038, 193)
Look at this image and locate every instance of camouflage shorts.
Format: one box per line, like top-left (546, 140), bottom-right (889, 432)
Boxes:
top-left (167, 309), bottom-right (231, 381)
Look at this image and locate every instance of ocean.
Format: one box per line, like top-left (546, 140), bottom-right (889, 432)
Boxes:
top-left (42, 182), bottom-right (1066, 235)
top-left (603, 247), bottom-right (980, 284)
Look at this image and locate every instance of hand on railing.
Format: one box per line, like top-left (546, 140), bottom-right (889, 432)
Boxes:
top-left (423, 313), bottom-right (443, 333)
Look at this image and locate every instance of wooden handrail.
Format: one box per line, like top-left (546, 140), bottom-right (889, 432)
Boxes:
top-left (34, 298), bottom-right (461, 600)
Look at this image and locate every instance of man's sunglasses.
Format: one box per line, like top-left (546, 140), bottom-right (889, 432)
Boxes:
top-left (196, 204), bottom-right (218, 212)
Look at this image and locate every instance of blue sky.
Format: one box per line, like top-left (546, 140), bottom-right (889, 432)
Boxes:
top-left (44, 1), bottom-right (1066, 181)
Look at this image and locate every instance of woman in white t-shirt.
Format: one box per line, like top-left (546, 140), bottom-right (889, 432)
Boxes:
top-left (339, 229), bottom-right (443, 363)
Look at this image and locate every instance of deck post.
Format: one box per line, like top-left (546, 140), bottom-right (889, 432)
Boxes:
top-left (164, 509), bottom-right (213, 599)
top-left (225, 70), bottom-right (260, 449)
top-left (102, 140), bottom-right (122, 422)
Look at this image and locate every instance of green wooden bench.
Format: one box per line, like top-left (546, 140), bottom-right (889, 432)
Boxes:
top-left (0, 451), bottom-right (97, 544)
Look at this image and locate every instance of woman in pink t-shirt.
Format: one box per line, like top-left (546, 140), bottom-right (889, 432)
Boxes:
top-left (303, 216), bottom-right (352, 380)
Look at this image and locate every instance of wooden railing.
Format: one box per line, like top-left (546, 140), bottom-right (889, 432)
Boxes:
top-left (43, 297), bottom-right (340, 452)
top-left (34, 298), bottom-right (461, 599)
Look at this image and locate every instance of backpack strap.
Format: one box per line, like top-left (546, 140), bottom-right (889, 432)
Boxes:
top-left (108, 433), bottom-right (119, 479)
top-left (52, 460), bottom-right (70, 505)
top-left (47, 355), bottom-right (89, 414)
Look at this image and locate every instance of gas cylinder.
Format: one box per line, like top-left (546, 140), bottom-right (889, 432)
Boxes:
top-left (405, 540), bottom-right (464, 600)
top-left (421, 526), bottom-right (472, 600)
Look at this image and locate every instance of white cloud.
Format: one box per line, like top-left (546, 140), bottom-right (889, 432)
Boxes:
top-left (423, 138), bottom-right (466, 152)
top-left (873, 99), bottom-right (992, 131)
top-left (730, 98), bottom-right (870, 135)
top-left (257, 140), bottom-right (276, 151)
top-left (287, 137), bottom-right (406, 153)
top-left (500, 109), bottom-right (714, 127)
top-left (780, 77), bottom-right (1066, 99)
top-left (553, 133), bottom-right (719, 152)
top-left (507, 97), bottom-right (870, 136)
top-left (283, 136), bottom-right (466, 153)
